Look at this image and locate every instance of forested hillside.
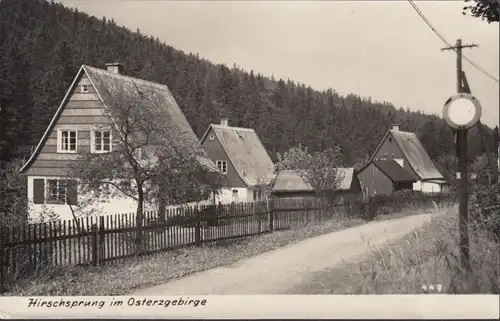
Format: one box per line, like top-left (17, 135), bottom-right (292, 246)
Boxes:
top-left (0, 0), bottom-right (496, 170)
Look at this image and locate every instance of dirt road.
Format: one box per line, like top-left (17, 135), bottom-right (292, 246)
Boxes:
top-left (132, 210), bottom-right (448, 295)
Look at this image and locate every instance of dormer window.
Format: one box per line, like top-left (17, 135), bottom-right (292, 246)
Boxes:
top-left (81, 85), bottom-right (89, 93)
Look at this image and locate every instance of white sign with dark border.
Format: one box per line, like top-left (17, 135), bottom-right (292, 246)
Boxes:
top-left (442, 93), bottom-right (482, 130)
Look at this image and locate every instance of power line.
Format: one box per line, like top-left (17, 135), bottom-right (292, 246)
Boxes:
top-left (407, 0), bottom-right (500, 84)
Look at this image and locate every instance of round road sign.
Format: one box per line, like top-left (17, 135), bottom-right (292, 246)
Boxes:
top-left (442, 93), bottom-right (482, 130)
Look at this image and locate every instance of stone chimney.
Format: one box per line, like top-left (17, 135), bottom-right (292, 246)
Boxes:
top-left (392, 124), bottom-right (400, 131)
top-left (105, 63), bottom-right (124, 74)
top-left (220, 118), bottom-right (229, 127)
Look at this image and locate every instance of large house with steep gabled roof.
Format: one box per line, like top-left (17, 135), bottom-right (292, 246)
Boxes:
top-left (358, 124), bottom-right (449, 195)
top-left (200, 119), bottom-right (275, 204)
top-left (20, 63), bottom-right (215, 221)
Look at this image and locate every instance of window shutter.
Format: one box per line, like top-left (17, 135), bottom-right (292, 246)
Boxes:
top-left (33, 179), bottom-right (45, 204)
top-left (66, 180), bottom-right (78, 205)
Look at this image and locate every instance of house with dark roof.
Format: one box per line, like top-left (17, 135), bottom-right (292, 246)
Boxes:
top-left (271, 168), bottom-right (362, 199)
top-left (200, 119), bottom-right (275, 204)
top-left (359, 124), bottom-right (449, 194)
top-left (20, 63), bottom-right (215, 220)
top-left (358, 159), bottom-right (417, 196)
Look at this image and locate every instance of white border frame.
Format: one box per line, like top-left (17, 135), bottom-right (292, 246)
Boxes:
top-left (442, 93), bottom-right (482, 130)
top-left (45, 178), bottom-right (68, 205)
top-left (57, 129), bottom-right (78, 154)
top-left (91, 128), bottom-right (113, 154)
top-left (216, 160), bottom-right (228, 174)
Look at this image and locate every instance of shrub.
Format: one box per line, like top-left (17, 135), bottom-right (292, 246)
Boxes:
top-left (470, 181), bottom-right (500, 239)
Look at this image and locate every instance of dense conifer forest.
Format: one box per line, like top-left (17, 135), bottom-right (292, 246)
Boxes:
top-left (0, 0), bottom-right (497, 175)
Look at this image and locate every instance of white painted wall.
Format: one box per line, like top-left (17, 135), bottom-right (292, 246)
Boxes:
top-left (27, 176), bottom-right (212, 222)
top-left (412, 180), bottom-right (442, 193)
top-left (215, 187), bottom-right (249, 204)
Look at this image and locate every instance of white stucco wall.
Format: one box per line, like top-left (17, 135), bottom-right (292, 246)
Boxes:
top-left (215, 187), bottom-right (249, 204)
top-left (412, 180), bottom-right (442, 193)
top-left (27, 176), bottom-right (212, 222)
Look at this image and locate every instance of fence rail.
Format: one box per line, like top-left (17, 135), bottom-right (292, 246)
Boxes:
top-left (0, 192), bottom-right (455, 289)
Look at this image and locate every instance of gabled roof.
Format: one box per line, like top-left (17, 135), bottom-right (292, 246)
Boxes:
top-left (368, 128), bottom-right (444, 180)
top-left (372, 159), bottom-right (417, 183)
top-left (272, 168), bottom-right (355, 193)
top-left (200, 124), bottom-right (275, 186)
top-left (21, 64), bottom-right (215, 173)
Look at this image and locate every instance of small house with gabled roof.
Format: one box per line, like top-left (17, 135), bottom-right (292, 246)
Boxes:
top-left (200, 119), bottom-right (275, 204)
top-left (271, 168), bottom-right (362, 199)
top-left (359, 124), bottom-right (449, 194)
top-left (358, 159), bottom-right (417, 196)
top-left (20, 63), bottom-right (215, 221)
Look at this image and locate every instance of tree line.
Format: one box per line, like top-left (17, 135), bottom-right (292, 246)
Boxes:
top-left (0, 0), bottom-right (498, 221)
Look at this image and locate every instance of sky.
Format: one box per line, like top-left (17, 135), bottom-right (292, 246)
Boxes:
top-left (59, 0), bottom-right (499, 128)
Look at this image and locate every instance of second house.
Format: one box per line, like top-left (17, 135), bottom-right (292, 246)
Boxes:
top-left (200, 119), bottom-right (275, 204)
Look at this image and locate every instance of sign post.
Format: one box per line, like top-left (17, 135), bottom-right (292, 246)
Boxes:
top-left (442, 93), bottom-right (482, 275)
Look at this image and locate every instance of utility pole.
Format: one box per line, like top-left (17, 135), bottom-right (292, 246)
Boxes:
top-left (441, 39), bottom-right (478, 275)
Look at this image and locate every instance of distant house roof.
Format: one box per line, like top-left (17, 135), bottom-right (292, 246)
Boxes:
top-left (272, 168), bottom-right (356, 193)
top-left (368, 128), bottom-right (444, 180)
top-left (20, 64), bottom-right (215, 173)
top-left (200, 124), bottom-right (275, 186)
top-left (372, 159), bottom-right (418, 183)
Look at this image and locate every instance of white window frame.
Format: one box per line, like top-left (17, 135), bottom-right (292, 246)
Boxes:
top-left (232, 189), bottom-right (238, 202)
top-left (208, 134), bottom-right (215, 140)
top-left (81, 84), bottom-right (89, 93)
top-left (91, 129), bottom-right (112, 153)
top-left (46, 179), bottom-right (67, 204)
top-left (216, 160), bottom-right (227, 174)
top-left (57, 129), bottom-right (78, 153)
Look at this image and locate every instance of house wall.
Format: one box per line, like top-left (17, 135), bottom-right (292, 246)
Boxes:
top-left (247, 188), bottom-right (267, 202)
top-left (374, 133), bottom-right (418, 178)
top-left (358, 163), bottom-right (394, 196)
top-left (215, 187), bottom-right (249, 204)
top-left (394, 181), bottom-right (414, 191)
top-left (201, 127), bottom-right (247, 188)
top-left (27, 175), bottom-right (213, 222)
top-left (24, 74), bottom-right (115, 177)
top-left (348, 174), bottom-right (363, 194)
top-left (27, 176), bottom-right (142, 221)
top-left (413, 181), bottom-right (443, 193)
top-left (271, 191), bottom-right (316, 200)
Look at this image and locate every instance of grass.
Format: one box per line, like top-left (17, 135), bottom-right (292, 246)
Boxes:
top-left (3, 202), bottom-right (454, 296)
top-left (289, 207), bottom-right (499, 294)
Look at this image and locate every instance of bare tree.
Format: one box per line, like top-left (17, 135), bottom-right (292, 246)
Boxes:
top-left (70, 82), bottom-right (222, 255)
top-left (275, 145), bottom-right (345, 204)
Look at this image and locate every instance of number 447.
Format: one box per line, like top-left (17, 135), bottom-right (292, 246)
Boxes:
top-left (421, 284), bottom-right (443, 293)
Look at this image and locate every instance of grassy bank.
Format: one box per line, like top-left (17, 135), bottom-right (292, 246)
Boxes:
top-left (290, 207), bottom-right (499, 294)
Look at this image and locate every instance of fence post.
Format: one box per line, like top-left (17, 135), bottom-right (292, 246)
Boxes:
top-left (269, 199), bottom-right (274, 233)
top-left (257, 202), bottom-right (262, 233)
top-left (91, 223), bottom-right (98, 266)
top-left (367, 196), bottom-right (376, 221)
top-left (98, 216), bottom-right (105, 265)
top-left (195, 206), bottom-right (202, 247)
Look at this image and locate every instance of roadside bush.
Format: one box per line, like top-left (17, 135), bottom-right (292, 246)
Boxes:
top-left (470, 181), bottom-right (500, 239)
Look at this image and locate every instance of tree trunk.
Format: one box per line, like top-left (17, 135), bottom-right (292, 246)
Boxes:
top-left (135, 185), bottom-right (144, 256)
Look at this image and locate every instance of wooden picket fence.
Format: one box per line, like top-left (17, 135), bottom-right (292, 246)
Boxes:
top-left (0, 193), bottom-right (455, 290)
